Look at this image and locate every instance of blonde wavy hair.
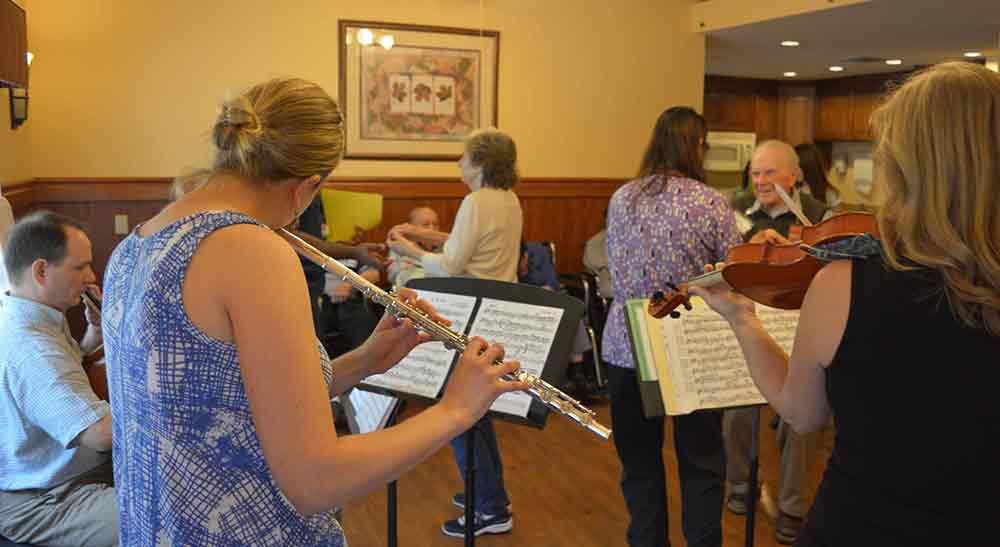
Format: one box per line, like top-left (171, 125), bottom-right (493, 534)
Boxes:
top-left (170, 79), bottom-right (343, 200)
top-left (871, 61), bottom-right (1000, 335)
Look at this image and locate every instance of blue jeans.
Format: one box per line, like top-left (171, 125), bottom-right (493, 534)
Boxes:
top-left (450, 416), bottom-right (511, 515)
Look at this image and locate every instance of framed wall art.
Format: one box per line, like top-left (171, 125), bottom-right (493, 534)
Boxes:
top-left (339, 20), bottom-right (499, 161)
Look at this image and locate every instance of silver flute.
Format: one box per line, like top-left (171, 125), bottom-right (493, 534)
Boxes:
top-left (278, 229), bottom-right (612, 440)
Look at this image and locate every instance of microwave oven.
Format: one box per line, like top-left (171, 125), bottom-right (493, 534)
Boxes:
top-left (704, 131), bottom-right (756, 172)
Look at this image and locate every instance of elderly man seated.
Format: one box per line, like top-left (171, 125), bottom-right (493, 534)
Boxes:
top-left (0, 211), bottom-right (117, 546)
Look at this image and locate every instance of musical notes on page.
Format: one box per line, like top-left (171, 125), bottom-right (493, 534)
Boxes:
top-left (628, 297), bottom-right (798, 415)
top-left (343, 389), bottom-right (399, 434)
top-left (364, 291), bottom-right (477, 399)
top-left (467, 298), bottom-right (564, 418)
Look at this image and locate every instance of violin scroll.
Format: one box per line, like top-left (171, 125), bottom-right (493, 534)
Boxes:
top-left (647, 285), bottom-right (693, 319)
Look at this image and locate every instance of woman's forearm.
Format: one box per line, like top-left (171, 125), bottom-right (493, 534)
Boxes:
top-left (327, 348), bottom-right (372, 395)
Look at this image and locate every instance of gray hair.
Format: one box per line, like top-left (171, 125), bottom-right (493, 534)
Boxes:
top-left (464, 129), bottom-right (519, 190)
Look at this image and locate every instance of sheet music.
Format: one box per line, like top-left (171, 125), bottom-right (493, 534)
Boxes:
top-left (364, 290), bottom-right (477, 399)
top-left (346, 389), bottom-right (399, 434)
top-left (657, 299), bottom-right (798, 414)
top-left (466, 298), bottom-right (564, 417)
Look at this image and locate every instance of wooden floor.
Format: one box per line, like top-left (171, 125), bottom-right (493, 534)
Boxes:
top-left (341, 397), bottom-right (833, 547)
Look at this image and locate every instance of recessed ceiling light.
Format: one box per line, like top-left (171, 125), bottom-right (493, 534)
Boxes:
top-left (964, 51), bottom-right (983, 58)
top-left (780, 41), bottom-right (800, 47)
top-left (829, 66), bottom-right (844, 72)
top-left (886, 59), bottom-right (903, 65)
top-left (783, 71), bottom-right (798, 77)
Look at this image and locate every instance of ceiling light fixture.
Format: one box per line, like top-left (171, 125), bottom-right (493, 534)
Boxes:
top-left (780, 40), bottom-right (800, 47)
top-left (783, 71), bottom-right (797, 77)
top-left (379, 35), bottom-right (395, 50)
top-left (964, 51), bottom-right (982, 58)
top-left (829, 66), bottom-right (844, 72)
top-left (886, 59), bottom-right (903, 65)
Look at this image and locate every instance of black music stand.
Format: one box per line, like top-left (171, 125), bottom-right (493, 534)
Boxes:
top-left (744, 405), bottom-right (763, 547)
top-left (340, 390), bottom-right (405, 547)
top-left (386, 278), bottom-right (585, 545)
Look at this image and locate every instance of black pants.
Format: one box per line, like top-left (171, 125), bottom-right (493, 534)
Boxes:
top-left (608, 365), bottom-right (725, 547)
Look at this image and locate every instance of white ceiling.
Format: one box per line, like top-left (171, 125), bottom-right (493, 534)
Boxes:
top-left (705, 0), bottom-right (1000, 80)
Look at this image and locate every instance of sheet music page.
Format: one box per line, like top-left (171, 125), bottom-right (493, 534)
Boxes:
top-left (466, 298), bottom-right (564, 417)
top-left (658, 299), bottom-right (798, 414)
top-left (347, 389), bottom-right (399, 434)
top-left (364, 290), bottom-right (477, 399)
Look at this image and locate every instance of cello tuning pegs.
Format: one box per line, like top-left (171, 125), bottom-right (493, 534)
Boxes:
top-left (669, 311), bottom-right (681, 319)
top-left (683, 300), bottom-right (693, 311)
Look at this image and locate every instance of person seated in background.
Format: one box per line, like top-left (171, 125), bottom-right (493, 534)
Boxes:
top-left (387, 206), bottom-right (442, 289)
top-left (795, 142), bottom-right (841, 208)
top-left (582, 210), bottom-right (611, 300)
top-left (516, 241), bottom-right (596, 396)
top-left (0, 211), bottom-right (117, 546)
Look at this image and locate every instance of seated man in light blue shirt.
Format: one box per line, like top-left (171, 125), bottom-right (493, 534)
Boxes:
top-left (0, 211), bottom-right (117, 546)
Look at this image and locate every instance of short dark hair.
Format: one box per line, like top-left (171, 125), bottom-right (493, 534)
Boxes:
top-left (3, 211), bottom-right (87, 286)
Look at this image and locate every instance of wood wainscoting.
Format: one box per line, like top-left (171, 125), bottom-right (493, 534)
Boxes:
top-left (7, 177), bottom-right (623, 285)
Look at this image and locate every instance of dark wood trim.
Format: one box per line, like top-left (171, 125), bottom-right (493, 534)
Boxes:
top-left (338, 19), bottom-right (500, 161)
top-left (11, 177), bottom-right (626, 202)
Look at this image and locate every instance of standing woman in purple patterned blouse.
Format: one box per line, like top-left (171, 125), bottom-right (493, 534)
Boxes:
top-left (602, 106), bottom-right (742, 547)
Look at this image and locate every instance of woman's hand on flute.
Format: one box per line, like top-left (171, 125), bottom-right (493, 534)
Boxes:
top-left (439, 337), bottom-right (530, 429)
top-left (358, 288), bottom-right (450, 377)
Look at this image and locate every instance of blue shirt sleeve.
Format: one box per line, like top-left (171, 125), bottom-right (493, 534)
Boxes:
top-left (10, 344), bottom-right (110, 449)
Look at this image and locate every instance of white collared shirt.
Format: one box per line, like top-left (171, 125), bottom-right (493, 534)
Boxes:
top-left (0, 294), bottom-right (109, 490)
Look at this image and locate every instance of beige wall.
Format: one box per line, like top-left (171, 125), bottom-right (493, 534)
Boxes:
top-left (24, 0), bottom-right (704, 179)
top-left (0, 88), bottom-right (33, 189)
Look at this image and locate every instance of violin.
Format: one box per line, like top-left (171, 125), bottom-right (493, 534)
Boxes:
top-left (648, 212), bottom-right (879, 319)
top-left (80, 287), bottom-right (109, 401)
top-left (82, 346), bottom-right (109, 402)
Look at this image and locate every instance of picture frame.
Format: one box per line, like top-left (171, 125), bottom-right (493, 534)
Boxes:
top-left (338, 20), bottom-right (499, 161)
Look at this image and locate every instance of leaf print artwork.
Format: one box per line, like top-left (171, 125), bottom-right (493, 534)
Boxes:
top-left (413, 83), bottom-right (432, 102)
top-left (391, 82), bottom-right (408, 103)
top-left (360, 45), bottom-right (481, 140)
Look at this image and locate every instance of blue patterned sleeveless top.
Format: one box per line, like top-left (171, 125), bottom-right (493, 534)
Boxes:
top-left (102, 211), bottom-right (345, 546)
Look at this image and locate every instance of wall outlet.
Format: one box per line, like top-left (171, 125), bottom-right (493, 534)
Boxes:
top-left (113, 214), bottom-right (129, 235)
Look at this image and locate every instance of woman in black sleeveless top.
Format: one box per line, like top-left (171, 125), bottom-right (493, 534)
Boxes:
top-left (690, 61), bottom-right (1000, 546)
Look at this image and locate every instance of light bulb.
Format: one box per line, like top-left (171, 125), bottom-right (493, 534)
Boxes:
top-left (783, 71), bottom-right (797, 77)
top-left (829, 66), bottom-right (844, 72)
top-left (357, 28), bottom-right (374, 46)
top-left (25, 51), bottom-right (33, 66)
top-left (780, 40), bottom-right (800, 47)
top-left (964, 51), bottom-right (982, 58)
top-left (379, 35), bottom-right (394, 50)
top-left (886, 59), bottom-right (902, 65)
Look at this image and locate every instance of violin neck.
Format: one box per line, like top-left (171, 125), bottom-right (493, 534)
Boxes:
top-left (686, 269), bottom-right (724, 288)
